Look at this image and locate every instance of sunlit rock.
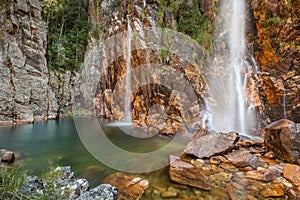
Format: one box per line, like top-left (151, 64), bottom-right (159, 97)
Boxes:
top-left (283, 164), bottom-right (300, 189)
top-left (103, 172), bottom-right (148, 200)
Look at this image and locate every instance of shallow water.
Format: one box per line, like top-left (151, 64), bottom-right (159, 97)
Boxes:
top-left (0, 118), bottom-right (184, 187)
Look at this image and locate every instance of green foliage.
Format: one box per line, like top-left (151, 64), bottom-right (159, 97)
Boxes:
top-left (42, 0), bottom-right (91, 71)
top-left (157, 0), bottom-right (213, 51)
top-left (263, 16), bottom-right (284, 28)
top-left (0, 166), bottom-right (37, 200)
top-left (0, 165), bottom-right (67, 200)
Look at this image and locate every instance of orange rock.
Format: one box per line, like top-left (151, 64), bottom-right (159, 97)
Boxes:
top-left (283, 164), bottom-right (300, 188)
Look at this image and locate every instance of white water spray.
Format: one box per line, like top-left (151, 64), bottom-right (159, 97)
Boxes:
top-left (207, 0), bottom-right (256, 136)
top-left (124, 15), bottom-right (132, 122)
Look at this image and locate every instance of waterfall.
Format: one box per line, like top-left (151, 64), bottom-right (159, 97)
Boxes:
top-left (207, 0), bottom-right (256, 136)
top-left (124, 15), bottom-right (132, 122)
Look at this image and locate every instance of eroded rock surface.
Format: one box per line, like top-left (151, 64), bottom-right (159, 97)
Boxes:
top-left (264, 119), bottom-right (299, 163)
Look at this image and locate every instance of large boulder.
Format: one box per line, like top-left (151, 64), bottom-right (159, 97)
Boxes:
top-left (184, 130), bottom-right (240, 158)
top-left (264, 119), bottom-right (300, 163)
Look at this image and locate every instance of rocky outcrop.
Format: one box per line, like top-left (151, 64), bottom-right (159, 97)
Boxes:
top-left (0, 0), bottom-right (76, 125)
top-left (81, 0), bottom-right (211, 136)
top-left (249, 0), bottom-right (300, 123)
top-left (264, 119), bottom-right (300, 163)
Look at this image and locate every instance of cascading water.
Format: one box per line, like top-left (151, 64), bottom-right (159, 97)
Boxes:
top-left (124, 15), bottom-right (132, 123)
top-left (207, 0), bottom-right (256, 136)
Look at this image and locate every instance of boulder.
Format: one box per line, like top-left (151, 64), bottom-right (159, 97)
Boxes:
top-left (184, 131), bottom-right (239, 158)
top-left (225, 149), bottom-right (259, 169)
top-left (103, 172), bottom-right (149, 200)
top-left (76, 184), bottom-right (118, 200)
top-left (0, 149), bottom-right (15, 163)
top-left (169, 155), bottom-right (212, 190)
top-left (264, 119), bottom-right (299, 163)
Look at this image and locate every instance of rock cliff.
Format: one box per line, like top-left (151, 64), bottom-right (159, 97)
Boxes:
top-left (0, 0), bottom-right (75, 125)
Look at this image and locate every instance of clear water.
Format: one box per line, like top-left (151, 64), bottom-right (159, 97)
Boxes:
top-left (0, 118), bottom-right (177, 187)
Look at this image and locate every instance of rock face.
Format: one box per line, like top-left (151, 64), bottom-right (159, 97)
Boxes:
top-left (103, 172), bottom-right (149, 200)
top-left (0, 0), bottom-right (75, 125)
top-left (249, 0), bottom-right (300, 123)
top-left (84, 0), bottom-right (211, 135)
top-left (264, 119), bottom-right (299, 163)
top-left (184, 130), bottom-right (240, 158)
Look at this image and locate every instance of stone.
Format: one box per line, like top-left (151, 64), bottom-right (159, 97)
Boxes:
top-left (20, 176), bottom-right (44, 195)
top-left (103, 172), bottom-right (149, 200)
top-left (264, 119), bottom-right (299, 163)
top-left (225, 149), bottom-right (259, 169)
top-left (76, 184), bottom-right (118, 200)
top-left (169, 155), bottom-right (212, 190)
top-left (53, 166), bottom-right (89, 199)
top-left (0, 149), bottom-right (15, 163)
top-left (160, 190), bottom-right (177, 198)
top-left (245, 166), bottom-right (281, 182)
top-left (184, 131), bottom-right (239, 158)
top-left (283, 164), bottom-right (300, 187)
top-left (260, 183), bottom-right (285, 197)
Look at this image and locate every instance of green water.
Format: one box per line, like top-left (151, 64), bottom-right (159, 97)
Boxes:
top-left (0, 118), bottom-right (185, 187)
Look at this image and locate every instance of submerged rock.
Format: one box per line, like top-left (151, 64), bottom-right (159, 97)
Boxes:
top-left (264, 119), bottom-right (299, 163)
top-left (0, 149), bottom-right (15, 163)
top-left (103, 172), bottom-right (149, 200)
top-left (184, 131), bottom-right (239, 158)
top-left (76, 184), bottom-right (118, 200)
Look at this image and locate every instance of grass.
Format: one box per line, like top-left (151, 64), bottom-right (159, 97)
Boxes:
top-left (0, 165), bottom-right (69, 200)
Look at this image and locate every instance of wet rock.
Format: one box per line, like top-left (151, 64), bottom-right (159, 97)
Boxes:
top-left (169, 155), bottom-right (212, 190)
top-left (264, 119), bottom-right (299, 163)
top-left (184, 131), bottom-right (239, 159)
top-left (76, 184), bottom-right (118, 200)
top-left (225, 149), bottom-right (259, 169)
top-left (245, 166), bottom-right (281, 182)
top-left (103, 172), bottom-right (149, 200)
top-left (283, 164), bottom-right (300, 187)
top-left (260, 183), bottom-right (285, 197)
top-left (0, 149), bottom-right (15, 163)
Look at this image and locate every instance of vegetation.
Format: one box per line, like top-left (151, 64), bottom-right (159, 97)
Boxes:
top-left (0, 165), bottom-right (67, 200)
top-left (157, 0), bottom-right (213, 51)
top-left (42, 0), bottom-right (90, 71)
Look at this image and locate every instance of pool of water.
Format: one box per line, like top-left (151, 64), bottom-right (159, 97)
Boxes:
top-left (0, 118), bottom-right (187, 187)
